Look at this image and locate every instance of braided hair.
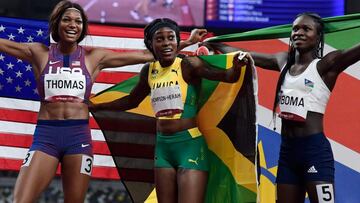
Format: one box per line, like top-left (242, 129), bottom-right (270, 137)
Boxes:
top-left (272, 13), bottom-right (325, 121)
top-left (144, 18), bottom-right (181, 59)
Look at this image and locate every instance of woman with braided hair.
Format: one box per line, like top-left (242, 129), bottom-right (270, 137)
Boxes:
top-left (90, 18), bottom-right (248, 203)
top-left (202, 12), bottom-right (360, 203)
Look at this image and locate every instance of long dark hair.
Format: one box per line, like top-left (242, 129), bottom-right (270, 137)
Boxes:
top-left (144, 18), bottom-right (180, 59)
top-left (272, 13), bottom-right (325, 118)
top-left (49, 0), bottom-right (88, 43)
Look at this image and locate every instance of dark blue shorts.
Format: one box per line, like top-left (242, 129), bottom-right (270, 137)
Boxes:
top-left (276, 132), bottom-right (334, 184)
top-left (29, 119), bottom-right (93, 160)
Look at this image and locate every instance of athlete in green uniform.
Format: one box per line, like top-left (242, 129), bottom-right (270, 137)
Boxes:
top-left (91, 18), bottom-right (248, 203)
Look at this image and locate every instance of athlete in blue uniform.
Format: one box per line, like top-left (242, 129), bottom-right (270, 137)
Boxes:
top-left (0, 1), bottom-right (206, 202)
top-left (202, 12), bottom-right (360, 203)
top-left (90, 18), bottom-right (249, 203)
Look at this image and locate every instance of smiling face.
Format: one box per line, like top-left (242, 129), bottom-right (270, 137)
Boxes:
top-left (151, 27), bottom-right (179, 66)
top-left (58, 9), bottom-right (83, 44)
top-left (291, 15), bottom-right (320, 53)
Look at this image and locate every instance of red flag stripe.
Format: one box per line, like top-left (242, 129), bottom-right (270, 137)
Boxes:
top-left (0, 108), bottom-right (37, 124)
top-left (95, 71), bottom-right (136, 84)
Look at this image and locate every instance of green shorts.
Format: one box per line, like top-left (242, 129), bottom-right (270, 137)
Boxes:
top-left (155, 127), bottom-right (209, 171)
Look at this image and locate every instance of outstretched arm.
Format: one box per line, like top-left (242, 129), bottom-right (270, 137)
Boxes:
top-left (316, 43), bottom-right (360, 90)
top-left (90, 64), bottom-right (151, 111)
top-left (320, 43), bottom-right (360, 74)
top-left (201, 41), bottom-right (287, 71)
top-left (94, 48), bottom-right (154, 70)
top-left (181, 52), bottom-right (248, 83)
top-left (94, 29), bottom-right (208, 70)
top-left (0, 39), bottom-right (39, 63)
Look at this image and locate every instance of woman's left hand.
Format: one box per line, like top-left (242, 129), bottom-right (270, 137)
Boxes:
top-left (188, 28), bottom-right (208, 44)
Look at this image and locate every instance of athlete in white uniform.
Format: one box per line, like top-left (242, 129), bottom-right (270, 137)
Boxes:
top-left (279, 59), bottom-right (330, 122)
top-left (202, 12), bottom-right (360, 203)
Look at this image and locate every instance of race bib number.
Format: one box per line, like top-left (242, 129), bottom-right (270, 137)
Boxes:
top-left (21, 151), bottom-right (35, 167)
top-left (151, 85), bottom-right (183, 117)
top-left (80, 155), bottom-right (93, 176)
top-left (44, 67), bottom-right (86, 102)
top-left (279, 89), bottom-right (308, 121)
top-left (316, 184), bottom-right (334, 203)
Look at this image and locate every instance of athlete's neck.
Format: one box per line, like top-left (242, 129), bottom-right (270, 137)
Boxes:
top-left (57, 42), bottom-right (78, 55)
top-left (159, 57), bottom-right (176, 68)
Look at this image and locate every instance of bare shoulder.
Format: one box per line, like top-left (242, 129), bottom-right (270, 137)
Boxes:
top-left (84, 46), bottom-right (101, 56)
top-left (275, 51), bottom-right (289, 67)
top-left (24, 43), bottom-right (49, 73)
top-left (29, 42), bottom-right (49, 53)
top-left (84, 46), bottom-right (106, 55)
top-left (318, 50), bottom-right (342, 68)
top-left (29, 43), bottom-right (49, 60)
top-left (83, 46), bottom-right (106, 62)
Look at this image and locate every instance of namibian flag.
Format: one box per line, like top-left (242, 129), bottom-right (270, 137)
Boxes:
top-left (90, 52), bottom-right (258, 203)
top-left (207, 13), bottom-right (360, 202)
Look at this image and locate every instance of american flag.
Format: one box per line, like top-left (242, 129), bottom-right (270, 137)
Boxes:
top-left (0, 16), bottom-right (196, 180)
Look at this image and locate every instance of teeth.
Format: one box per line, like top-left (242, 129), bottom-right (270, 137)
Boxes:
top-left (66, 30), bottom-right (76, 34)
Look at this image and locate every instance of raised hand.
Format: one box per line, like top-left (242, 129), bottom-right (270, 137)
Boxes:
top-left (188, 28), bottom-right (208, 44)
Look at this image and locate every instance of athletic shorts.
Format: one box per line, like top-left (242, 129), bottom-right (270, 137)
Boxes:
top-left (155, 127), bottom-right (209, 171)
top-left (276, 132), bottom-right (334, 184)
top-left (29, 119), bottom-right (93, 160)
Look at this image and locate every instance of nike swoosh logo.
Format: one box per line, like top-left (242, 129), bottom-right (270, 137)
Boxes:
top-left (81, 144), bottom-right (90, 148)
top-left (49, 60), bottom-right (60, 65)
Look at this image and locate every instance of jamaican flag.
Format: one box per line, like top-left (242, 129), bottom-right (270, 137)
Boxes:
top-left (90, 52), bottom-right (258, 203)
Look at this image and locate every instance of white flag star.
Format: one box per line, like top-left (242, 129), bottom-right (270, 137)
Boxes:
top-left (8, 33), bottom-right (15, 40)
top-left (27, 36), bottom-right (34, 42)
top-left (33, 88), bottom-right (39, 95)
top-left (0, 54), bottom-right (4, 61)
top-left (37, 29), bottom-right (44, 36)
top-left (17, 27), bottom-right (25, 34)
top-left (15, 85), bottom-right (22, 92)
top-left (17, 59), bottom-right (23, 63)
top-left (24, 79), bottom-right (31, 86)
top-left (0, 25), bottom-right (5, 32)
top-left (7, 62), bottom-right (14, 69)
top-left (15, 70), bottom-right (23, 78)
top-left (6, 77), bottom-right (13, 84)
top-left (25, 64), bottom-right (32, 71)
top-left (0, 68), bottom-right (4, 75)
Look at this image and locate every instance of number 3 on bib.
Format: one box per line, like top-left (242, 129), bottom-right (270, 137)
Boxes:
top-left (80, 155), bottom-right (93, 176)
top-left (21, 151), bottom-right (35, 167)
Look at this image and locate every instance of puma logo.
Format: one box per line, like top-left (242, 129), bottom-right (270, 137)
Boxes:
top-left (188, 157), bottom-right (199, 165)
top-left (171, 69), bottom-right (178, 75)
